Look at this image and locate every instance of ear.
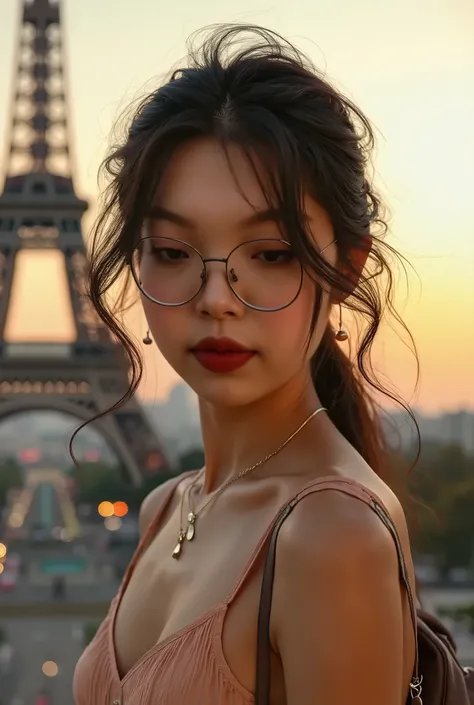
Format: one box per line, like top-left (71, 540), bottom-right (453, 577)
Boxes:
top-left (332, 236), bottom-right (371, 303)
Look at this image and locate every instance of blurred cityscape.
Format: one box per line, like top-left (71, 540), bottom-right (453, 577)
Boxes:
top-left (0, 382), bottom-right (204, 705)
top-left (0, 2), bottom-right (473, 704)
top-left (1, 388), bottom-right (474, 703)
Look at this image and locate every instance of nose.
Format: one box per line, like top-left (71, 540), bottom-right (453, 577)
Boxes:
top-left (194, 261), bottom-right (245, 320)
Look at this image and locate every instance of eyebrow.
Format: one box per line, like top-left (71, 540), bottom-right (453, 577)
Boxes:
top-left (145, 205), bottom-right (284, 228)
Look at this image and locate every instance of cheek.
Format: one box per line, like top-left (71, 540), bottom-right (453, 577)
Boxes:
top-left (261, 282), bottom-right (329, 360)
top-left (260, 291), bottom-right (314, 355)
top-left (142, 300), bottom-right (187, 353)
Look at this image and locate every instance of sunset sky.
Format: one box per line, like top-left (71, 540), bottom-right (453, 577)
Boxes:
top-left (0, 0), bottom-right (473, 413)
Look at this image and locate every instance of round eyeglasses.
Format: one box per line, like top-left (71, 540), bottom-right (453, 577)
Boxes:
top-left (130, 236), bottom-right (304, 312)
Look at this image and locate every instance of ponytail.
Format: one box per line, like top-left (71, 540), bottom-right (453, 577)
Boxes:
top-left (311, 328), bottom-right (392, 486)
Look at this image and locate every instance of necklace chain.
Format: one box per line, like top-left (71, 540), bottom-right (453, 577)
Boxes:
top-left (172, 406), bottom-right (327, 559)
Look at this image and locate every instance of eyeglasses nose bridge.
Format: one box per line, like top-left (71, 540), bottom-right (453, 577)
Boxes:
top-left (202, 256), bottom-right (228, 265)
top-left (200, 256), bottom-right (232, 284)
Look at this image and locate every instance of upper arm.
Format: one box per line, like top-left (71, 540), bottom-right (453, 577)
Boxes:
top-left (272, 491), bottom-right (407, 705)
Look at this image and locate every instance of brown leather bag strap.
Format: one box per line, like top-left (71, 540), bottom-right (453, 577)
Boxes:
top-left (256, 500), bottom-right (294, 705)
top-left (255, 481), bottom-right (420, 705)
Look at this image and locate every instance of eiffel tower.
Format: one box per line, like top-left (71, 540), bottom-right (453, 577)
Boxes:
top-left (0, 0), bottom-right (169, 485)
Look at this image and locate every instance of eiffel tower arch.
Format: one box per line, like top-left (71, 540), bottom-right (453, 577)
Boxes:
top-left (0, 0), bottom-right (170, 486)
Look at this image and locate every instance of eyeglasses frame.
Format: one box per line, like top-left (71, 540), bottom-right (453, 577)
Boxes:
top-left (130, 235), bottom-right (336, 312)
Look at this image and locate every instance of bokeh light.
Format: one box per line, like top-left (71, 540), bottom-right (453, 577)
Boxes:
top-left (104, 516), bottom-right (122, 531)
top-left (97, 501), bottom-right (114, 517)
top-left (42, 661), bottom-right (59, 677)
top-left (113, 501), bottom-right (128, 517)
top-left (0, 564), bottom-right (4, 575)
top-left (9, 513), bottom-right (24, 528)
top-left (0, 543), bottom-right (7, 559)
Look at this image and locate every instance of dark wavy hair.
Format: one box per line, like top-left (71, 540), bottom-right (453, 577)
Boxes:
top-left (72, 24), bottom-right (419, 485)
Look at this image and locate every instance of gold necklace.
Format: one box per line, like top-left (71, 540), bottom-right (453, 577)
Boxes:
top-left (172, 406), bottom-right (327, 559)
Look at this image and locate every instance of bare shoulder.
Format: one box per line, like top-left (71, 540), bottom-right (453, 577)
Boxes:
top-left (138, 471), bottom-right (197, 537)
top-left (271, 486), bottom-right (413, 704)
top-left (276, 485), bottom-right (401, 581)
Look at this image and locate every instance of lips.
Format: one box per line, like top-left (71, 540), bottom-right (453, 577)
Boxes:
top-left (191, 337), bottom-right (256, 373)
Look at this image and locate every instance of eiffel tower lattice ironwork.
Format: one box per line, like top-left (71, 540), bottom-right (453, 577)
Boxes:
top-left (0, 0), bottom-right (170, 485)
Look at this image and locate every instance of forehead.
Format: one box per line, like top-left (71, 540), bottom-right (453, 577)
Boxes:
top-left (151, 136), bottom-right (335, 254)
top-left (155, 137), bottom-right (271, 221)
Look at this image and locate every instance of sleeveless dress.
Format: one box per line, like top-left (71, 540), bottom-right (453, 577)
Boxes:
top-left (73, 473), bottom-right (396, 705)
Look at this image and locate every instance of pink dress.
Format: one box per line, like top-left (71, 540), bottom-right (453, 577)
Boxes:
top-left (73, 473), bottom-right (391, 704)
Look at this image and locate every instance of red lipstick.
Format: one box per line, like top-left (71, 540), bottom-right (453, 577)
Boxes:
top-left (191, 337), bottom-right (256, 373)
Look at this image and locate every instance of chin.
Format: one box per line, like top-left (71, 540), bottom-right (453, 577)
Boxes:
top-left (162, 351), bottom-right (265, 408)
top-left (158, 350), bottom-right (291, 409)
top-left (186, 374), bottom-right (271, 409)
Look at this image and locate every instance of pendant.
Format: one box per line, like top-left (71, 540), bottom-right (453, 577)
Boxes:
top-left (186, 512), bottom-right (196, 541)
top-left (172, 529), bottom-right (186, 559)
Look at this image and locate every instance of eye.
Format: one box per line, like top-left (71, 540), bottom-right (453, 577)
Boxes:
top-left (255, 249), bottom-right (295, 265)
top-left (150, 246), bottom-right (190, 262)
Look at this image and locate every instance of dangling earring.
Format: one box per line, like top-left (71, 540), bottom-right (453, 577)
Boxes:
top-left (143, 330), bottom-right (153, 345)
top-left (335, 304), bottom-right (348, 342)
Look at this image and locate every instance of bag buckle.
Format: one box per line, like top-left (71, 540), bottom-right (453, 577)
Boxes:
top-left (409, 675), bottom-right (423, 704)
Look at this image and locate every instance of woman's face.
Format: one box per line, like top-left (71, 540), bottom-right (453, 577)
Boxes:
top-left (138, 137), bottom-right (337, 408)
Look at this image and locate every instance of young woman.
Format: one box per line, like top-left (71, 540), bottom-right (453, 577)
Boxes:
top-left (73, 24), bottom-right (419, 705)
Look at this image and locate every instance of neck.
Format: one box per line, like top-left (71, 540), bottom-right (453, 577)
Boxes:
top-left (198, 373), bottom-right (325, 493)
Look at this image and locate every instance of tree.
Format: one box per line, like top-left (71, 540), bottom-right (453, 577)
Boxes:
top-left (67, 461), bottom-right (134, 506)
top-left (439, 604), bottom-right (474, 635)
top-left (178, 448), bottom-right (205, 473)
top-left (0, 457), bottom-right (23, 508)
top-left (407, 442), bottom-right (474, 574)
top-left (83, 621), bottom-right (101, 646)
top-left (66, 461), bottom-right (178, 512)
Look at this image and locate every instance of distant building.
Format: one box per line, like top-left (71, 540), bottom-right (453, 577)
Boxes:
top-left (1, 392), bottom-right (471, 466)
top-left (0, 411), bottom-right (117, 467)
top-left (145, 383), bottom-right (202, 460)
top-left (386, 409), bottom-right (474, 455)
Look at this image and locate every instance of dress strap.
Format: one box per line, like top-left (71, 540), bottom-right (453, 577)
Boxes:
top-left (224, 475), bottom-right (394, 606)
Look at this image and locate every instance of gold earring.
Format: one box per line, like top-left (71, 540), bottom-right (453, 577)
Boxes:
top-left (143, 330), bottom-right (153, 345)
top-left (335, 304), bottom-right (348, 342)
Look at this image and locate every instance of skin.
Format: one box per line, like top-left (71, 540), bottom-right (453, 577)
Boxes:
top-left (112, 136), bottom-right (416, 704)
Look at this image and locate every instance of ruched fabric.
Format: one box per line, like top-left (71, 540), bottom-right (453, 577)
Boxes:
top-left (73, 472), bottom-right (255, 705)
top-left (73, 472), bottom-right (382, 704)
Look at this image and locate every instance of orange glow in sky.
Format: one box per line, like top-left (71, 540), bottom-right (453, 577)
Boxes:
top-left (4, 250), bottom-right (76, 342)
top-left (0, 0), bottom-right (472, 413)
